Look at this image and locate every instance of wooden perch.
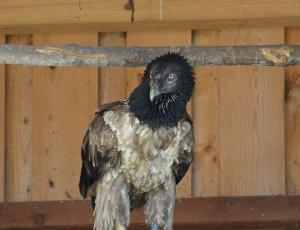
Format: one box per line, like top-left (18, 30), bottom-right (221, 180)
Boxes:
top-left (0, 44), bottom-right (300, 67)
top-left (1, 196), bottom-right (300, 229)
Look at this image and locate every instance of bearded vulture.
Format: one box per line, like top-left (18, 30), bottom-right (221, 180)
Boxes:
top-left (79, 53), bottom-right (195, 230)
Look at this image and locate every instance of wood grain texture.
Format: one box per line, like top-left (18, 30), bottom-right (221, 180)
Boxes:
top-left (192, 65), bottom-right (220, 197)
top-left (192, 28), bottom-right (285, 197)
top-left (2, 197), bottom-right (300, 230)
top-left (286, 27), bottom-right (300, 195)
top-left (218, 66), bottom-right (285, 195)
top-left (5, 35), bottom-right (33, 202)
top-left (1, 0), bottom-right (300, 33)
top-left (99, 33), bottom-right (126, 104)
top-left (31, 34), bottom-right (98, 201)
top-left (1, 44), bottom-right (300, 67)
top-left (0, 35), bottom-right (5, 201)
top-left (126, 30), bottom-right (192, 197)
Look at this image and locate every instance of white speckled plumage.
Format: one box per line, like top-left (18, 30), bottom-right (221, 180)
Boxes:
top-left (103, 110), bottom-right (191, 194)
top-left (80, 102), bottom-right (194, 230)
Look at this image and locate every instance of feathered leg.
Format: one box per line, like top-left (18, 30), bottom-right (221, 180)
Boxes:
top-left (144, 177), bottom-right (176, 230)
top-left (94, 169), bottom-right (130, 230)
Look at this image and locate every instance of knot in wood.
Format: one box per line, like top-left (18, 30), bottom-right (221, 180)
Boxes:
top-left (261, 47), bottom-right (294, 65)
top-left (127, 53), bottom-right (140, 65)
top-left (226, 197), bottom-right (237, 206)
top-left (34, 214), bottom-right (45, 226)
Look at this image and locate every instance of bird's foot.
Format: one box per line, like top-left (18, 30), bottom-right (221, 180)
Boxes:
top-left (116, 223), bottom-right (126, 230)
top-left (150, 224), bottom-right (160, 230)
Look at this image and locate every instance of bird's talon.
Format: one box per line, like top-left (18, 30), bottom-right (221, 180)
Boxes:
top-left (150, 224), bottom-right (160, 230)
top-left (116, 223), bottom-right (126, 230)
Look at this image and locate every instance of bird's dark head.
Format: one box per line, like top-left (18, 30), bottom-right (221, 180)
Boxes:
top-left (145, 53), bottom-right (195, 103)
top-left (129, 53), bottom-right (195, 128)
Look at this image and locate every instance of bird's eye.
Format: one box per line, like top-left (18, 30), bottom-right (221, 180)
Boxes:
top-left (168, 73), bottom-right (176, 80)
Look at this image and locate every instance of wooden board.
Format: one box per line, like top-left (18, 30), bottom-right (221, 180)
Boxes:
top-left (0, 0), bottom-right (159, 34)
top-left (31, 33), bottom-right (98, 201)
top-left (126, 30), bottom-right (192, 197)
top-left (191, 66), bottom-right (220, 197)
top-left (5, 35), bottom-right (33, 201)
top-left (1, 1), bottom-right (300, 33)
top-left (2, 197), bottom-right (300, 230)
top-left (99, 33), bottom-right (126, 104)
top-left (0, 35), bottom-right (5, 201)
top-left (192, 28), bottom-right (285, 196)
top-left (286, 27), bottom-right (300, 195)
top-left (218, 66), bottom-right (285, 195)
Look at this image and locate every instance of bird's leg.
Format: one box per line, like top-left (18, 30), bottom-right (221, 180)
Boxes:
top-left (116, 223), bottom-right (127, 230)
top-left (93, 170), bottom-right (130, 230)
top-left (150, 224), bottom-right (160, 230)
top-left (144, 176), bottom-right (176, 230)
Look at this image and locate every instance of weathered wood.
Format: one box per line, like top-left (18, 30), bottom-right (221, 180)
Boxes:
top-left (5, 35), bottom-right (33, 201)
top-left (217, 28), bottom-right (285, 196)
top-left (286, 27), bottom-right (300, 195)
top-left (1, 0), bottom-right (300, 34)
top-left (99, 33), bottom-right (127, 104)
top-left (1, 196), bottom-right (300, 229)
top-left (31, 34), bottom-right (98, 201)
top-left (192, 65), bottom-right (220, 197)
top-left (0, 35), bottom-right (5, 201)
top-left (192, 28), bottom-right (286, 197)
top-left (0, 44), bottom-right (300, 67)
top-left (219, 67), bottom-right (285, 196)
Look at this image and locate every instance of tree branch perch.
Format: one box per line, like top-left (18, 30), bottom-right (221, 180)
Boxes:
top-left (0, 44), bottom-right (300, 67)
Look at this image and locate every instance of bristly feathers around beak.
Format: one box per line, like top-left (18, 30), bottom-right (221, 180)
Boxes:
top-left (150, 81), bottom-right (160, 101)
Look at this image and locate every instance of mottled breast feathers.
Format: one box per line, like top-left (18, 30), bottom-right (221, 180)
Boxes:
top-left (79, 100), bottom-right (194, 205)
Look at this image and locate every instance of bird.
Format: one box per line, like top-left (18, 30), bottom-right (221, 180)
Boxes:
top-left (79, 53), bottom-right (195, 230)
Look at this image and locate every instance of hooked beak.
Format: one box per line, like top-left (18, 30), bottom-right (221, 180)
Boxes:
top-left (150, 81), bottom-right (160, 101)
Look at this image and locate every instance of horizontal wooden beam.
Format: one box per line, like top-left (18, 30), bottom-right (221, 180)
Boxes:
top-left (0, 0), bottom-right (300, 34)
top-left (0, 44), bottom-right (300, 67)
top-left (1, 196), bottom-right (300, 229)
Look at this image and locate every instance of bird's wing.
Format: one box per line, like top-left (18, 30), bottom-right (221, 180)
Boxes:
top-left (79, 101), bottom-right (128, 199)
top-left (173, 116), bottom-right (195, 185)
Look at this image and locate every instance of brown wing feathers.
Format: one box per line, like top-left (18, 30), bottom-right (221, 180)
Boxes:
top-left (79, 102), bottom-right (123, 201)
top-left (173, 117), bottom-right (194, 185)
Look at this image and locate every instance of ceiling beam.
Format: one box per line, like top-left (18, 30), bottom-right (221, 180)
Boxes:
top-left (0, 0), bottom-right (300, 34)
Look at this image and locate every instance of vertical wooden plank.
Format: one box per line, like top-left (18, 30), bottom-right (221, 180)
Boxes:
top-left (99, 33), bottom-right (126, 104)
top-left (0, 35), bottom-right (5, 202)
top-left (192, 28), bottom-right (285, 197)
top-left (5, 35), bottom-right (33, 201)
top-left (126, 30), bottom-right (192, 197)
top-left (31, 34), bottom-right (98, 201)
top-left (219, 66), bottom-right (285, 195)
top-left (286, 27), bottom-right (300, 195)
top-left (191, 65), bottom-right (220, 197)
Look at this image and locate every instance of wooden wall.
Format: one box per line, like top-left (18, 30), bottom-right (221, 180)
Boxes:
top-left (0, 28), bottom-right (299, 201)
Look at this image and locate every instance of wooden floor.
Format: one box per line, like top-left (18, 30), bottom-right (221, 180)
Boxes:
top-left (1, 196), bottom-right (300, 229)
